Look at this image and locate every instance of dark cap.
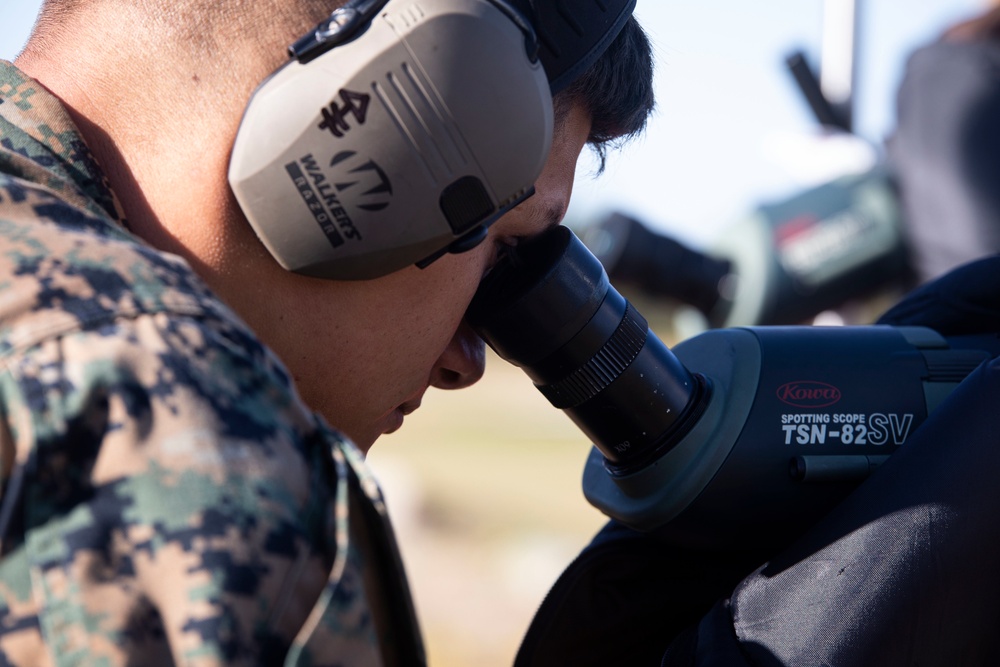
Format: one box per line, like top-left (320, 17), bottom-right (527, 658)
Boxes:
top-left (508, 0), bottom-right (638, 93)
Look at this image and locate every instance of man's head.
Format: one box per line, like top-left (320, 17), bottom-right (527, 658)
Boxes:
top-left (16, 0), bottom-right (654, 451)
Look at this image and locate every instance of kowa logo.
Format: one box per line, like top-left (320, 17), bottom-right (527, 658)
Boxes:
top-left (286, 151), bottom-right (393, 248)
top-left (777, 381), bottom-right (842, 408)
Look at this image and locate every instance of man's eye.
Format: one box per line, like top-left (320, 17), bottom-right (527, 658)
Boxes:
top-left (493, 238), bottom-right (520, 261)
top-left (486, 239), bottom-right (522, 274)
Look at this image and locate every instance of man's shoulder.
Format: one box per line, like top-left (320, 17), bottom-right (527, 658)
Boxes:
top-left (0, 167), bottom-right (321, 435)
top-left (0, 170), bottom-right (243, 354)
top-left (0, 63), bottom-right (126, 223)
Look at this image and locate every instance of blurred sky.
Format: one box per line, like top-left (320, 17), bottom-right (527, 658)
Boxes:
top-left (0, 0), bottom-right (989, 246)
top-left (570, 0), bottom-right (989, 246)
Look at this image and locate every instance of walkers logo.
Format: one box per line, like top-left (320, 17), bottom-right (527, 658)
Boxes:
top-left (776, 381), bottom-right (842, 408)
top-left (329, 150), bottom-right (393, 213)
top-left (285, 151), bottom-right (393, 248)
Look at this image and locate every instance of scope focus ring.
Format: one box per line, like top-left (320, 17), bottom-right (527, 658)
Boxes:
top-left (537, 304), bottom-right (648, 409)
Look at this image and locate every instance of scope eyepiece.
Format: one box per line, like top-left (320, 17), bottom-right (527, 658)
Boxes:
top-left (468, 226), bottom-right (708, 472)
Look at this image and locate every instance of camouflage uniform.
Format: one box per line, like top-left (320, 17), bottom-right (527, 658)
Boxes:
top-left (0, 61), bottom-right (424, 666)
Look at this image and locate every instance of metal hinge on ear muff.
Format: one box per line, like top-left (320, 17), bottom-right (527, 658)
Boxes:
top-left (289, 0), bottom-right (390, 63)
top-left (291, 0), bottom-right (539, 65)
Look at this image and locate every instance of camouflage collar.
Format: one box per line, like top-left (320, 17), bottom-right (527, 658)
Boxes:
top-left (0, 60), bottom-right (128, 229)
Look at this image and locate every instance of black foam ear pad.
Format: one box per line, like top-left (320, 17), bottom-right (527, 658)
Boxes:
top-left (508, 0), bottom-right (637, 92)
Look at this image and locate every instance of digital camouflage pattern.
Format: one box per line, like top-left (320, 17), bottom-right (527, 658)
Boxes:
top-left (0, 60), bottom-right (423, 666)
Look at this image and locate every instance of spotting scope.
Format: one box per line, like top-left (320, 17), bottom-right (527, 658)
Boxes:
top-left (468, 226), bottom-right (991, 552)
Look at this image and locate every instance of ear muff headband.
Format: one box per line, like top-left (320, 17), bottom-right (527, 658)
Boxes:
top-left (228, 0), bottom-right (635, 281)
top-left (510, 0), bottom-right (638, 93)
top-left (289, 0), bottom-right (393, 64)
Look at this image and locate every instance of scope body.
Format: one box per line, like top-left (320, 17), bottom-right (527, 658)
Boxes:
top-left (469, 226), bottom-right (993, 554)
top-left (583, 324), bottom-right (986, 552)
top-left (587, 168), bottom-right (911, 328)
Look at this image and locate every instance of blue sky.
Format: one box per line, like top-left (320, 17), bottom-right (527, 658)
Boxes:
top-left (1, 1), bottom-right (988, 247)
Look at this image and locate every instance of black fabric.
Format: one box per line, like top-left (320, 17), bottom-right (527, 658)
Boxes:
top-left (514, 522), bottom-right (766, 667)
top-left (876, 254), bottom-right (1000, 335)
top-left (518, 256), bottom-right (1000, 666)
top-left (724, 352), bottom-right (1000, 666)
top-left (507, 0), bottom-right (636, 93)
top-left (663, 601), bottom-right (754, 667)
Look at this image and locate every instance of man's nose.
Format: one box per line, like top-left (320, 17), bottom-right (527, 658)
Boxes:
top-left (430, 320), bottom-right (486, 390)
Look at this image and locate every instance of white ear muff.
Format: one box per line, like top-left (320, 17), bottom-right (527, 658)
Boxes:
top-left (229, 0), bottom-right (552, 280)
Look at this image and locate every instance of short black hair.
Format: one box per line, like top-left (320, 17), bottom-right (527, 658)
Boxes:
top-left (556, 16), bottom-right (655, 170)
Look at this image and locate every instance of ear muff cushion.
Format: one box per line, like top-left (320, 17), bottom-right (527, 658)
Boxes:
top-left (507, 0), bottom-right (637, 93)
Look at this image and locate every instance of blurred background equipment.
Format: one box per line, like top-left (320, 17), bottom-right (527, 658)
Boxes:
top-left (886, 1), bottom-right (1000, 282)
top-left (580, 0), bottom-right (911, 330)
top-left (577, 0), bottom-right (1000, 334)
top-left (583, 166), bottom-right (912, 328)
top-left (581, 212), bottom-right (735, 322)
